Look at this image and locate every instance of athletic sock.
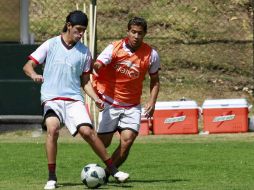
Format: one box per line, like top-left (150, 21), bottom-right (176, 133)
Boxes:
top-left (104, 158), bottom-right (118, 176)
top-left (104, 168), bottom-right (110, 183)
top-left (48, 163), bottom-right (57, 181)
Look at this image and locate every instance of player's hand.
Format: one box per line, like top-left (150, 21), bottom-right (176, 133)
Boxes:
top-left (144, 102), bottom-right (155, 118)
top-left (95, 98), bottom-right (104, 111)
top-left (31, 73), bottom-right (44, 83)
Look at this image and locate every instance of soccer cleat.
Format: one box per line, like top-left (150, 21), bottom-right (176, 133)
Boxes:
top-left (113, 171), bottom-right (129, 183)
top-left (44, 180), bottom-right (57, 190)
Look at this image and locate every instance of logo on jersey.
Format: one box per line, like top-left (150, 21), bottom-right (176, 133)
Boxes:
top-left (113, 61), bottom-right (140, 78)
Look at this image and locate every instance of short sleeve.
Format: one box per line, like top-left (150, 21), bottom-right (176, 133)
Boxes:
top-left (149, 49), bottom-right (160, 74)
top-left (82, 49), bottom-right (93, 73)
top-left (96, 44), bottom-right (114, 65)
top-left (29, 40), bottom-right (49, 65)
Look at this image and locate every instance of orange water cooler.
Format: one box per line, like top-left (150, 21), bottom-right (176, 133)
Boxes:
top-left (139, 114), bottom-right (153, 136)
top-left (202, 99), bottom-right (249, 133)
top-left (153, 101), bottom-right (199, 135)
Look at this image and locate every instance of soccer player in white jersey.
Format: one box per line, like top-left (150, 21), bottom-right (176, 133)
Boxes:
top-left (23, 10), bottom-right (129, 190)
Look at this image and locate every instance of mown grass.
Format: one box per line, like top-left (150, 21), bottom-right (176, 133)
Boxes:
top-left (1, 130), bottom-right (254, 190)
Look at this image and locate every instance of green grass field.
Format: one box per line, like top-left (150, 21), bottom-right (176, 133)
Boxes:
top-left (1, 130), bottom-right (254, 190)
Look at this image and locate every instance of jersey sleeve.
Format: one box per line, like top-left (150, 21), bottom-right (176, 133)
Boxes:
top-left (149, 49), bottom-right (160, 75)
top-left (96, 44), bottom-right (114, 65)
top-left (28, 40), bottom-right (49, 65)
top-left (82, 48), bottom-right (93, 74)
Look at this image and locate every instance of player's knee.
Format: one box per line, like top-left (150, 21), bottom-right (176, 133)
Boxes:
top-left (121, 135), bottom-right (136, 147)
top-left (47, 127), bottom-right (59, 140)
top-left (79, 126), bottom-right (93, 140)
top-left (123, 139), bottom-right (133, 147)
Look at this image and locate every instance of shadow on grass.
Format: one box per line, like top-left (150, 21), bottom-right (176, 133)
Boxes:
top-left (129, 179), bottom-right (189, 183)
top-left (58, 182), bottom-right (109, 189)
top-left (58, 182), bottom-right (114, 189)
top-left (58, 179), bottom-right (189, 189)
top-left (106, 178), bottom-right (190, 188)
top-left (57, 182), bottom-right (82, 187)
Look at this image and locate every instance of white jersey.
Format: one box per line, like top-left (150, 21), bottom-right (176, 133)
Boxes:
top-left (29, 35), bottom-right (92, 103)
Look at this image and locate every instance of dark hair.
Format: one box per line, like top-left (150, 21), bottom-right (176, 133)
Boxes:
top-left (127, 17), bottom-right (147, 33)
top-left (62, 10), bottom-right (88, 32)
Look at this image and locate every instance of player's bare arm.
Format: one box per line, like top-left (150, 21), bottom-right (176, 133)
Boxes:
top-left (23, 60), bottom-right (44, 83)
top-left (92, 61), bottom-right (104, 76)
top-left (81, 73), bottom-right (104, 110)
top-left (144, 73), bottom-right (160, 118)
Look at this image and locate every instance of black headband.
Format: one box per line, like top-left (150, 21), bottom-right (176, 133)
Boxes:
top-left (67, 11), bottom-right (88, 27)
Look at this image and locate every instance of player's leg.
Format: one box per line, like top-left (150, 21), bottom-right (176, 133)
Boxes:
top-left (96, 102), bottom-right (120, 149)
top-left (66, 101), bottom-right (129, 182)
top-left (78, 125), bottom-right (110, 161)
top-left (45, 116), bottom-right (61, 178)
top-left (111, 129), bottom-right (137, 168)
top-left (44, 120), bottom-right (60, 190)
top-left (96, 103), bottom-right (130, 181)
top-left (97, 132), bottom-right (114, 181)
top-left (110, 105), bottom-right (141, 168)
top-left (42, 101), bottom-right (63, 190)
top-left (78, 126), bottom-right (129, 182)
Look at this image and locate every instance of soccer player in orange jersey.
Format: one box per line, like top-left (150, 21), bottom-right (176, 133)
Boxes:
top-left (93, 17), bottom-right (160, 181)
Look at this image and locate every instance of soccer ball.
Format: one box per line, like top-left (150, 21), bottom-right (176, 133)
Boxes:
top-left (81, 163), bottom-right (106, 188)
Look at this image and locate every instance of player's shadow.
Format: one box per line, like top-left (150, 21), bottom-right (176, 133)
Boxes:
top-left (107, 178), bottom-right (190, 188)
top-left (57, 182), bottom-right (82, 187)
top-left (58, 182), bottom-right (110, 189)
top-left (57, 179), bottom-right (189, 189)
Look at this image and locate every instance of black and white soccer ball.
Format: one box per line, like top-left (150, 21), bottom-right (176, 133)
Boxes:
top-left (81, 163), bottom-right (106, 188)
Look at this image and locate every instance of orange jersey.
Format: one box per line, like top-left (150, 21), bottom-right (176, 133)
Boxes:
top-left (94, 39), bottom-right (152, 105)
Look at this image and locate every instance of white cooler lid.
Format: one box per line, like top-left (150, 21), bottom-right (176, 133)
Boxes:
top-left (202, 98), bottom-right (248, 108)
top-left (155, 101), bottom-right (198, 110)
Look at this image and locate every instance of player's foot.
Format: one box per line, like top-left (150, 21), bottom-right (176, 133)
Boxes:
top-left (113, 171), bottom-right (129, 183)
top-left (44, 180), bottom-right (57, 190)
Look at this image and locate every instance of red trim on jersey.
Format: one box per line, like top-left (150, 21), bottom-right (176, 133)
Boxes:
top-left (124, 37), bottom-right (129, 44)
top-left (51, 97), bottom-right (77, 101)
top-left (28, 55), bottom-right (40, 65)
top-left (42, 97), bottom-right (77, 106)
top-left (82, 70), bottom-right (92, 75)
top-left (96, 59), bottom-right (106, 66)
top-left (98, 94), bottom-right (138, 109)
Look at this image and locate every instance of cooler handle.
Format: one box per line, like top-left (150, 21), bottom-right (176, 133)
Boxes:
top-left (198, 107), bottom-right (202, 118)
top-left (249, 104), bottom-right (253, 111)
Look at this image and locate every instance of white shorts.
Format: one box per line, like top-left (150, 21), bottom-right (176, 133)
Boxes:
top-left (97, 102), bottom-right (141, 134)
top-left (43, 100), bottom-right (92, 136)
